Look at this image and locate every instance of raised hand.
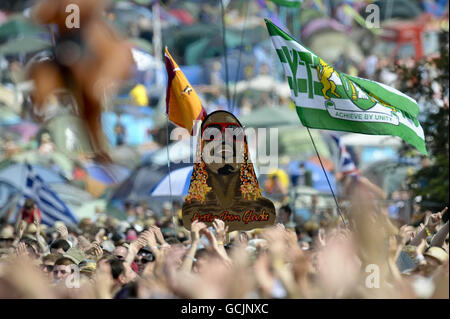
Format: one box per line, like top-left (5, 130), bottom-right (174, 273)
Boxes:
top-left (398, 225), bottom-right (415, 245)
top-left (318, 228), bottom-right (326, 247)
top-left (140, 230), bottom-right (158, 249)
top-left (56, 224), bottom-right (69, 240)
top-left (191, 220), bottom-right (207, 244)
top-left (200, 228), bottom-right (219, 251)
top-left (416, 238), bottom-right (427, 256)
top-left (15, 242), bottom-right (28, 257)
top-left (149, 226), bottom-right (168, 246)
top-left (86, 241), bottom-right (103, 260)
top-left (78, 236), bottom-right (92, 252)
top-left (33, 214), bottom-right (41, 230)
top-left (95, 228), bottom-right (106, 243)
top-left (212, 219), bottom-right (228, 244)
top-left (17, 220), bottom-right (26, 239)
top-left (425, 210), bottom-right (443, 233)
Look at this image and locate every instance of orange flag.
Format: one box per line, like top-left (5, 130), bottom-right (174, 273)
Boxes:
top-left (164, 47), bottom-right (207, 134)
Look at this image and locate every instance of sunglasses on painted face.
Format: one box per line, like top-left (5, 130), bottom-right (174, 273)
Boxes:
top-left (201, 122), bottom-right (245, 142)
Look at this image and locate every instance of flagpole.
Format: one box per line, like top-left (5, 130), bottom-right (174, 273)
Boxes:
top-left (306, 128), bottom-right (346, 226)
top-left (219, 0), bottom-right (231, 110)
top-left (231, 0), bottom-right (249, 113)
top-left (165, 116), bottom-right (175, 225)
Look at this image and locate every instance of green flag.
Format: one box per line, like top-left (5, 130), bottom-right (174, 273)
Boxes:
top-left (268, 0), bottom-right (302, 8)
top-left (265, 18), bottom-right (427, 155)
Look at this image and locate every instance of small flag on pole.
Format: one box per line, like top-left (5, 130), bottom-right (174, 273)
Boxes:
top-left (164, 47), bottom-right (207, 134)
top-left (330, 134), bottom-right (358, 176)
top-left (264, 19), bottom-right (427, 155)
top-left (21, 164), bottom-right (78, 226)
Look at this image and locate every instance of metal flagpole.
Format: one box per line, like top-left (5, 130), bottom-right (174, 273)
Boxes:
top-left (165, 116), bottom-right (175, 225)
top-left (153, 1), bottom-right (175, 225)
top-left (231, 0), bottom-right (249, 113)
top-left (219, 0), bottom-right (231, 110)
top-left (155, 1), bottom-right (175, 224)
top-left (306, 128), bottom-right (347, 226)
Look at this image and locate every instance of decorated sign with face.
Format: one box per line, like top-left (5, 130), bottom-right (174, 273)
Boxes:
top-left (182, 111), bottom-right (276, 232)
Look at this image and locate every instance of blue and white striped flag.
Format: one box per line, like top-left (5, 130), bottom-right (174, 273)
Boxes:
top-left (21, 164), bottom-right (78, 226)
top-left (330, 134), bottom-right (358, 176)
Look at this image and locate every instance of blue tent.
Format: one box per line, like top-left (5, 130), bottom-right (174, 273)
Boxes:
top-left (0, 163), bottom-right (65, 190)
top-left (102, 111), bottom-right (154, 146)
top-left (287, 160), bottom-right (336, 194)
top-left (150, 166), bottom-right (193, 196)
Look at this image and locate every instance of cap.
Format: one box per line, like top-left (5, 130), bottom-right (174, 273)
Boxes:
top-left (0, 227), bottom-right (14, 240)
top-left (101, 240), bottom-right (116, 253)
top-left (63, 247), bottom-right (86, 265)
top-left (424, 247), bottom-right (448, 265)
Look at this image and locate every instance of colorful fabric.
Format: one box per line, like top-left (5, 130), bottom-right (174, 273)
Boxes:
top-left (164, 47), bottom-right (207, 135)
top-left (265, 19), bottom-right (427, 155)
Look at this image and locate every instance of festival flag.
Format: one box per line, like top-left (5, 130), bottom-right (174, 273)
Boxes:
top-left (21, 164), bottom-right (78, 226)
top-left (164, 47), bottom-right (207, 135)
top-left (264, 19), bottom-right (427, 155)
top-left (268, 0), bottom-right (302, 7)
top-left (330, 134), bottom-right (358, 176)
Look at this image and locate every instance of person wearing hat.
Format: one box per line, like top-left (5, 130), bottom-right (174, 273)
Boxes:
top-left (0, 226), bottom-right (15, 249)
top-left (63, 247), bottom-right (87, 266)
top-left (52, 257), bottom-right (77, 284)
top-left (424, 246), bottom-right (448, 267)
top-left (41, 253), bottom-right (63, 279)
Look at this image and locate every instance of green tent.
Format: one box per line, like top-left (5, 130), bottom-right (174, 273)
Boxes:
top-left (278, 126), bottom-right (330, 159)
top-left (129, 37), bottom-right (153, 52)
top-left (240, 106), bottom-right (300, 128)
top-left (0, 15), bottom-right (46, 39)
top-left (0, 36), bottom-right (51, 55)
top-left (45, 114), bottom-right (109, 159)
top-left (240, 106), bottom-right (331, 161)
top-left (11, 150), bottom-right (74, 178)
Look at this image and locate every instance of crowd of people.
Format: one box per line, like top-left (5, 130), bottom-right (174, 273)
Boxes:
top-left (0, 189), bottom-right (448, 298)
top-left (0, 0), bottom-right (448, 300)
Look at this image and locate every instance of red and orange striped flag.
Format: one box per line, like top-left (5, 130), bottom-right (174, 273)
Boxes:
top-left (164, 47), bottom-right (207, 134)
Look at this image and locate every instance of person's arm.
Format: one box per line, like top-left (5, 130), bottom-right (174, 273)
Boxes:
top-left (14, 208), bottom-right (23, 235)
top-left (212, 219), bottom-right (228, 257)
top-left (56, 223), bottom-right (69, 241)
top-left (12, 220), bottom-right (26, 248)
top-left (262, 226), bottom-right (300, 298)
top-left (358, 176), bottom-right (386, 200)
top-left (201, 228), bottom-right (231, 265)
top-left (431, 221), bottom-right (449, 248)
top-left (149, 225), bottom-right (170, 248)
top-left (180, 220), bottom-right (206, 272)
top-left (34, 217), bottom-right (49, 255)
top-left (124, 237), bottom-right (146, 266)
top-left (410, 209), bottom-right (444, 246)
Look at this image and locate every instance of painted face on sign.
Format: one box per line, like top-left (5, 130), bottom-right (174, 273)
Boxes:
top-left (182, 110), bottom-right (276, 232)
top-left (200, 111), bottom-right (245, 175)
